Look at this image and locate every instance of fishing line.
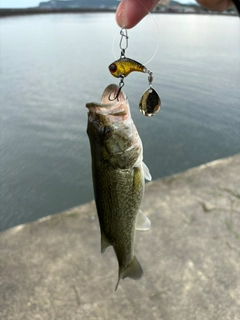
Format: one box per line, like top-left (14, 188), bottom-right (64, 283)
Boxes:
top-left (111, 0), bottom-right (159, 66)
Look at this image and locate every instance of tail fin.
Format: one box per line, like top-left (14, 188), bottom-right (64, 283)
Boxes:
top-left (115, 256), bottom-right (143, 291)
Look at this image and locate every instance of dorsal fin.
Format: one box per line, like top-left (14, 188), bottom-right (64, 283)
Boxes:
top-left (135, 210), bottom-right (151, 231)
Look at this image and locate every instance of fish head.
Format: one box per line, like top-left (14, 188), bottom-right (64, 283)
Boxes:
top-left (86, 84), bottom-right (142, 169)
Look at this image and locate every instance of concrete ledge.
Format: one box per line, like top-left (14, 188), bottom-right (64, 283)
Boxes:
top-left (1, 154), bottom-right (240, 320)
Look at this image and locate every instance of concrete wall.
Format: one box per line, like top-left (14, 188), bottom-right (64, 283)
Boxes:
top-left (0, 154), bottom-right (240, 319)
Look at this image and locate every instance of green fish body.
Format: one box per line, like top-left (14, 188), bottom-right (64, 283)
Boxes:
top-left (86, 84), bottom-right (151, 290)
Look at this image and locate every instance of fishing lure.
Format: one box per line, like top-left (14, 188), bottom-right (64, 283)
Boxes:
top-left (108, 28), bottom-right (161, 117)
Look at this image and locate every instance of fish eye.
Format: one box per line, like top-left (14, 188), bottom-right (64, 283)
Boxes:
top-left (104, 126), bottom-right (110, 134)
top-left (109, 64), bottom-right (117, 73)
top-left (101, 126), bottom-right (111, 137)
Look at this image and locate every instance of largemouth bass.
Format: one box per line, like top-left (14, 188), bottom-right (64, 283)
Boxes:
top-left (86, 84), bottom-right (151, 290)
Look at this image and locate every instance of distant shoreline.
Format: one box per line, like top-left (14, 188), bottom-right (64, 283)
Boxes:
top-left (0, 8), bottom-right (237, 17)
top-left (0, 8), bottom-right (115, 17)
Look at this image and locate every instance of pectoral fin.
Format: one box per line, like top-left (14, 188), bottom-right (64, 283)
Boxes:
top-left (136, 210), bottom-right (151, 231)
top-left (142, 162), bottom-right (152, 181)
top-left (101, 232), bottom-right (111, 253)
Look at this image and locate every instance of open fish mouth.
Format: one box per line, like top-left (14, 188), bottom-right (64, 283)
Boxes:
top-left (86, 84), bottom-right (130, 121)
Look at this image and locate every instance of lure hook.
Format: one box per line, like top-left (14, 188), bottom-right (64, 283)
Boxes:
top-left (108, 77), bottom-right (125, 101)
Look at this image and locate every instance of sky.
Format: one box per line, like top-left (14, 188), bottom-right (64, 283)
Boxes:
top-left (0, 0), bottom-right (195, 9)
top-left (0, 0), bottom-right (40, 8)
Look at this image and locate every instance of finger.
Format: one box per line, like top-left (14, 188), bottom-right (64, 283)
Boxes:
top-left (116, 0), bottom-right (160, 29)
top-left (196, 0), bottom-right (233, 10)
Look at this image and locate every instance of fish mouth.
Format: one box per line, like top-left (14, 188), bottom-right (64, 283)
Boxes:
top-left (86, 84), bottom-right (129, 121)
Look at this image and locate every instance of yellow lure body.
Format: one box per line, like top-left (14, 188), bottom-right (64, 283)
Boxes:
top-left (109, 58), bottom-right (147, 78)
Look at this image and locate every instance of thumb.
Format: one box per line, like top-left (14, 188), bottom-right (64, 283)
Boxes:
top-left (116, 0), bottom-right (160, 29)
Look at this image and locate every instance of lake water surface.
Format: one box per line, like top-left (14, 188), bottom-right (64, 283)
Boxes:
top-left (1, 13), bottom-right (240, 231)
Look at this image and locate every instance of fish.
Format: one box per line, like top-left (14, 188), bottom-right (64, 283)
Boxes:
top-left (109, 57), bottom-right (147, 78)
top-left (86, 84), bottom-right (152, 290)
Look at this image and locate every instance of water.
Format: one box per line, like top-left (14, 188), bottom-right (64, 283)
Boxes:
top-left (0, 13), bottom-right (240, 232)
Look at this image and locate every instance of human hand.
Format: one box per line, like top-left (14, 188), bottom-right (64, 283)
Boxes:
top-left (115, 0), bottom-right (234, 29)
